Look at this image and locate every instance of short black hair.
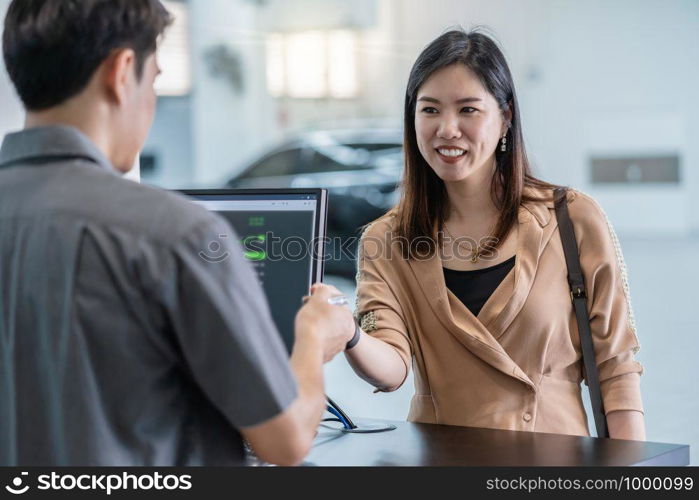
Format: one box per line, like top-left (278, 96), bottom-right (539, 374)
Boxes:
top-left (3, 0), bottom-right (172, 111)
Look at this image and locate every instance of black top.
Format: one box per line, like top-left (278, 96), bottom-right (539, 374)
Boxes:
top-left (0, 126), bottom-right (297, 466)
top-left (443, 256), bottom-right (516, 317)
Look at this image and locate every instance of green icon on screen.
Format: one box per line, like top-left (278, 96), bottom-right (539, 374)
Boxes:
top-left (243, 234), bottom-right (266, 261)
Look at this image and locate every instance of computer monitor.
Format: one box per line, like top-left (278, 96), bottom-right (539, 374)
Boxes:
top-left (180, 189), bottom-right (328, 353)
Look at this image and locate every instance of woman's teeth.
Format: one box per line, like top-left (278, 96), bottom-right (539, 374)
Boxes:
top-left (437, 148), bottom-right (466, 157)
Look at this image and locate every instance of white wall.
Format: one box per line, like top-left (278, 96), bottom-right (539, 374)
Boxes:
top-left (142, 96), bottom-right (192, 187)
top-left (535, 0), bottom-right (696, 235)
top-left (187, 0), bottom-right (276, 186)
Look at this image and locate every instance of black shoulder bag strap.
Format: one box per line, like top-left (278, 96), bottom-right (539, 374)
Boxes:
top-left (553, 187), bottom-right (609, 438)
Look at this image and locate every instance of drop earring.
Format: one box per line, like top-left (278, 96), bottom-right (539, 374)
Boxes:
top-left (500, 133), bottom-right (507, 152)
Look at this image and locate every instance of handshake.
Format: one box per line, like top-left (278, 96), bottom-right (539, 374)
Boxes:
top-left (295, 283), bottom-right (360, 363)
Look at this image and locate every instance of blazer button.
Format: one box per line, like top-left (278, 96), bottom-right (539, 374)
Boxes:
top-left (523, 412), bottom-right (532, 422)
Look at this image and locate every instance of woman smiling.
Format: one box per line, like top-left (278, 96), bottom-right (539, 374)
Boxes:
top-left (344, 29), bottom-right (645, 440)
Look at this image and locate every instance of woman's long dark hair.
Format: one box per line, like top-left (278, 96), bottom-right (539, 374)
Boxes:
top-left (396, 28), bottom-right (557, 257)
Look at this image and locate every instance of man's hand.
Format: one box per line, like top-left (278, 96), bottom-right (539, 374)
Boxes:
top-left (242, 283), bottom-right (355, 465)
top-left (295, 283), bottom-right (355, 363)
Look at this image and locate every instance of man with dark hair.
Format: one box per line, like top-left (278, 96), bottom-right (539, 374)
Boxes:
top-left (3, 0), bottom-right (172, 111)
top-left (0, 0), bottom-right (354, 466)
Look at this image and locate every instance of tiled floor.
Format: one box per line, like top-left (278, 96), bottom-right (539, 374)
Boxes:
top-left (324, 234), bottom-right (699, 465)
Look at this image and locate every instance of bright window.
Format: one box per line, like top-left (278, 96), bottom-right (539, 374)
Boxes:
top-left (266, 30), bottom-right (358, 99)
top-left (155, 1), bottom-right (191, 96)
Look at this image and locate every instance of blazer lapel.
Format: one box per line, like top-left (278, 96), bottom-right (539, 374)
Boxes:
top-left (408, 243), bottom-right (535, 388)
top-left (406, 196), bottom-right (558, 389)
top-left (480, 205), bottom-right (559, 339)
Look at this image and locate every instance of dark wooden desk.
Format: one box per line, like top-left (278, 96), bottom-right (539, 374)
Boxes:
top-left (304, 419), bottom-right (689, 466)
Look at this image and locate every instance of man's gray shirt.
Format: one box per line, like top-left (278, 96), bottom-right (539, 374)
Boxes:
top-left (0, 125), bottom-right (297, 465)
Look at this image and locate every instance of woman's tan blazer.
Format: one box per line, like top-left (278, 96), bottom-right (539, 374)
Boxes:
top-left (354, 188), bottom-right (643, 436)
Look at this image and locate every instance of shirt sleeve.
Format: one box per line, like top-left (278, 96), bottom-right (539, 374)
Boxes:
top-left (147, 214), bottom-right (298, 428)
top-left (572, 192), bottom-right (644, 415)
top-left (354, 221), bottom-right (412, 392)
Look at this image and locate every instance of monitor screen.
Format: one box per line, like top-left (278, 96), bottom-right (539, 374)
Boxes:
top-left (180, 189), bottom-right (328, 353)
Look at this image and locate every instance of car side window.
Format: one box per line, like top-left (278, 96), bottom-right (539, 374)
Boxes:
top-left (303, 144), bottom-right (389, 174)
top-left (300, 149), bottom-right (360, 174)
top-left (242, 149), bottom-right (302, 178)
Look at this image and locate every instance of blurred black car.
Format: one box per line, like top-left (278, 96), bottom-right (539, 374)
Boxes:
top-left (224, 129), bottom-right (403, 277)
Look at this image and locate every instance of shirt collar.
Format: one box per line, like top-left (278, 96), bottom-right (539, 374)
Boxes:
top-left (0, 125), bottom-right (114, 172)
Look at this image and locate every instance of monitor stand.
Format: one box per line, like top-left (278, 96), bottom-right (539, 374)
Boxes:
top-left (325, 396), bottom-right (396, 433)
